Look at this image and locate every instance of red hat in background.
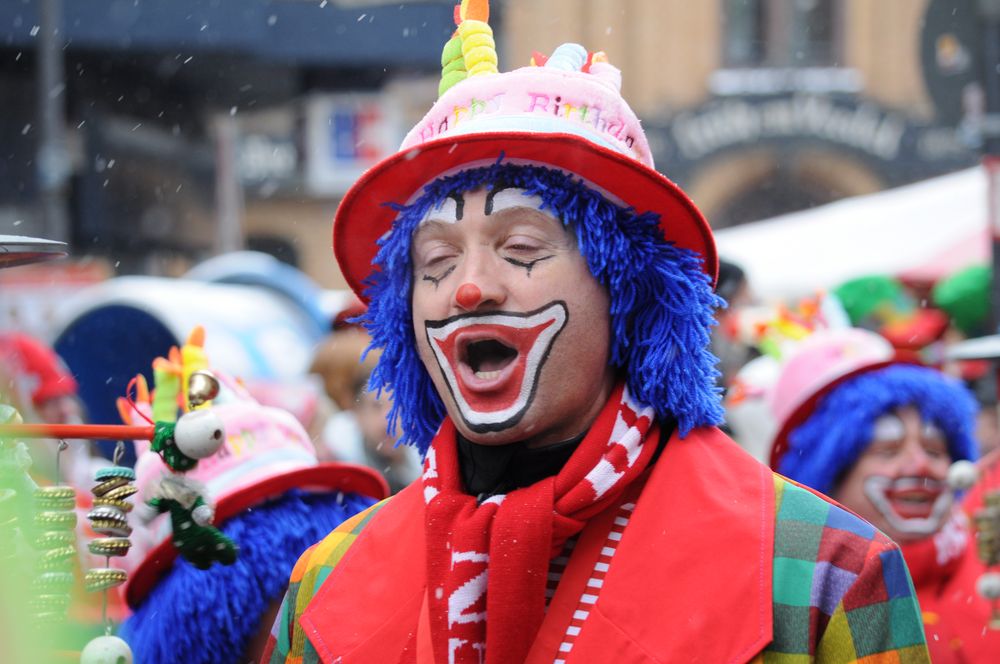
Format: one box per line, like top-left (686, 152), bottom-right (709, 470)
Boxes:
top-left (0, 332), bottom-right (79, 406)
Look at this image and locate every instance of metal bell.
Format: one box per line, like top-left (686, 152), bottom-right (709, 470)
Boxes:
top-left (187, 370), bottom-right (221, 408)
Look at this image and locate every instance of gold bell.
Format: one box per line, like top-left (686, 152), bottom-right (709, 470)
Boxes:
top-left (188, 370), bottom-right (221, 409)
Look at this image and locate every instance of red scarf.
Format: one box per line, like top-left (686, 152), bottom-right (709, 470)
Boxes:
top-left (899, 509), bottom-right (968, 591)
top-left (421, 381), bottom-right (659, 664)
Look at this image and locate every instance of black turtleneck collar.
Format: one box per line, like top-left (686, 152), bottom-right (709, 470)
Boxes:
top-left (456, 417), bottom-right (675, 503)
top-left (457, 432), bottom-right (584, 502)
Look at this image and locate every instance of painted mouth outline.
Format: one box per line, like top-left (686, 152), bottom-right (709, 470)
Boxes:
top-left (424, 301), bottom-right (568, 433)
top-left (863, 475), bottom-right (953, 536)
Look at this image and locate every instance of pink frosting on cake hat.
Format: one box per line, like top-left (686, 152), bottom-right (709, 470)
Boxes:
top-left (402, 64), bottom-right (652, 168)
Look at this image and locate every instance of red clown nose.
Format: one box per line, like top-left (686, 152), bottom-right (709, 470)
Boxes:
top-left (456, 283), bottom-right (482, 309)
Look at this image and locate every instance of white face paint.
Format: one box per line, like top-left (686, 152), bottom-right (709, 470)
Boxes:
top-left (418, 188), bottom-right (548, 226)
top-left (833, 406), bottom-right (955, 544)
top-left (872, 413), bottom-right (905, 442)
top-left (424, 302), bottom-right (568, 433)
top-left (874, 413), bottom-right (946, 444)
top-left (863, 475), bottom-right (954, 536)
top-left (487, 188), bottom-right (545, 217)
top-left (411, 188), bottom-right (614, 448)
top-left (419, 195), bottom-right (461, 225)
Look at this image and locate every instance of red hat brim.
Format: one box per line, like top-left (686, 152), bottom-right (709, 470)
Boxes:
top-left (333, 131), bottom-right (717, 300)
top-left (124, 463), bottom-right (389, 609)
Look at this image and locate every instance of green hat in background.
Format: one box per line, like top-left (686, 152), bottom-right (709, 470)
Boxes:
top-left (932, 264), bottom-right (991, 337)
top-left (832, 274), bottom-right (949, 350)
top-left (833, 275), bottom-right (904, 326)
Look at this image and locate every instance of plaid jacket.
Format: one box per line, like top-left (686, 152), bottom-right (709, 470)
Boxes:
top-left (262, 429), bottom-right (929, 663)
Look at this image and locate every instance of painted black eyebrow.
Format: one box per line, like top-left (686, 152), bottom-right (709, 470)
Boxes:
top-left (449, 193), bottom-right (465, 221)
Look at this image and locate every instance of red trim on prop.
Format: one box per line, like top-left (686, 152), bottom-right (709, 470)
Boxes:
top-left (333, 132), bottom-right (717, 302)
top-left (0, 423), bottom-right (156, 440)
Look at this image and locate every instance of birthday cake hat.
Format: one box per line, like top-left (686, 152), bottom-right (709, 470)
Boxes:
top-left (333, 0), bottom-right (717, 300)
top-left (117, 326), bottom-right (388, 607)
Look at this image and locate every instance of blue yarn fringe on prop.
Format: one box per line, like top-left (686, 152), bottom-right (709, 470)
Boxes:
top-left (362, 161), bottom-right (724, 454)
top-left (122, 489), bottom-right (375, 664)
top-left (778, 364), bottom-right (979, 496)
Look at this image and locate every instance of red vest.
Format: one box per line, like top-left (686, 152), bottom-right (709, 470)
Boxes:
top-left (298, 427), bottom-right (776, 663)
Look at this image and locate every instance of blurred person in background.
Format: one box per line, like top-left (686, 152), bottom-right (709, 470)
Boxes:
top-left (770, 328), bottom-right (998, 662)
top-left (310, 325), bottom-right (375, 427)
top-left (310, 325), bottom-right (421, 493)
top-left (711, 258), bottom-right (756, 390)
top-left (722, 292), bottom-right (848, 462)
top-left (0, 330), bottom-right (107, 489)
top-left (351, 369), bottom-right (421, 493)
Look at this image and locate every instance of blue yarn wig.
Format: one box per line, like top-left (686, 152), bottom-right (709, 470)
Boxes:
top-left (121, 489), bottom-right (375, 664)
top-left (777, 364), bottom-right (980, 496)
top-left (362, 161), bottom-right (724, 454)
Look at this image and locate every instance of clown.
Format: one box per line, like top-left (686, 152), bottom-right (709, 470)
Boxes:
top-left (770, 328), bottom-right (999, 662)
top-left (264, 3), bottom-right (928, 662)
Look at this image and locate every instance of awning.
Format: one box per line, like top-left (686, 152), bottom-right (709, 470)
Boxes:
top-left (713, 167), bottom-right (987, 299)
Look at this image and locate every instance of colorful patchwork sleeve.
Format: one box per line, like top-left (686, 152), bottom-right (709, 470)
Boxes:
top-left (260, 498), bottom-right (392, 664)
top-left (764, 476), bottom-right (930, 663)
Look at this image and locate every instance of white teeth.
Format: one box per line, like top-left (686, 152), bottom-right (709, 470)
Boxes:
top-left (474, 370), bottom-right (501, 380)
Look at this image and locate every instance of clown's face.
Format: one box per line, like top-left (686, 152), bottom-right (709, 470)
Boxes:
top-left (410, 187), bottom-right (615, 447)
top-left (832, 406), bottom-right (953, 543)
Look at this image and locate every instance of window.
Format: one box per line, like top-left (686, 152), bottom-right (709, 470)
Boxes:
top-left (724, 0), bottom-right (840, 68)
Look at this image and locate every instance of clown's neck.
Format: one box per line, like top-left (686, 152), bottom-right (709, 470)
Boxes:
top-left (457, 432), bottom-right (584, 502)
top-left (456, 416), bottom-right (675, 502)
top-left (897, 511), bottom-right (969, 589)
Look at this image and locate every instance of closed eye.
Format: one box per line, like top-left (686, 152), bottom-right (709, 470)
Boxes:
top-left (422, 264), bottom-right (456, 287)
top-left (504, 255), bottom-right (555, 272)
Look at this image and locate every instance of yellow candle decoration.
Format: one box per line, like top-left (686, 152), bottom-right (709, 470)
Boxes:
top-left (458, 20), bottom-right (498, 77)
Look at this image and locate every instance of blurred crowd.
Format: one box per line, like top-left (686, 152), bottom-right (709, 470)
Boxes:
top-left (712, 258), bottom-right (1000, 662)
top-left (714, 259), bottom-right (999, 460)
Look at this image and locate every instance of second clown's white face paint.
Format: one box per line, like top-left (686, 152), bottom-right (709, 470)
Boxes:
top-left (411, 187), bottom-right (615, 447)
top-left (833, 406), bottom-right (954, 544)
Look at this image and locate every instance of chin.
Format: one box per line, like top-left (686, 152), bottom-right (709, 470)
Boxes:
top-left (453, 416), bottom-right (537, 446)
top-left (884, 526), bottom-right (931, 545)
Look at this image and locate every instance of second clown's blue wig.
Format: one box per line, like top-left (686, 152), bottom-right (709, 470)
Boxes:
top-left (777, 364), bottom-right (979, 495)
top-left (361, 161), bottom-right (724, 454)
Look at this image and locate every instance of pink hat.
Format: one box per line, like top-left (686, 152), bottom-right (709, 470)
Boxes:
top-left (122, 372), bottom-right (388, 608)
top-left (768, 328), bottom-right (897, 469)
top-left (334, 19), bottom-right (716, 300)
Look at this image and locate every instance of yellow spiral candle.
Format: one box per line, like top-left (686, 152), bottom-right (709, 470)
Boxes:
top-left (458, 20), bottom-right (497, 78)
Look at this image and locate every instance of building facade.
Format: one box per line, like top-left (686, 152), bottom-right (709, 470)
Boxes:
top-left (503, 0), bottom-right (975, 229)
top-left (0, 0), bottom-right (979, 291)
